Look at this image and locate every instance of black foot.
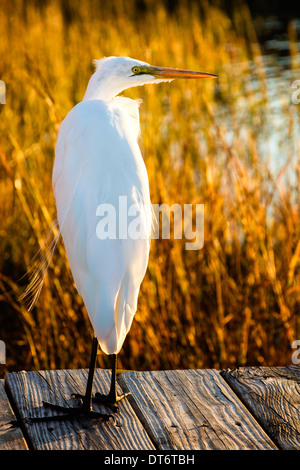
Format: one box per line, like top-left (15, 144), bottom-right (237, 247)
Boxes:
top-left (27, 401), bottom-right (113, 423)
top-left (72, 392), bottom-right (131, 413)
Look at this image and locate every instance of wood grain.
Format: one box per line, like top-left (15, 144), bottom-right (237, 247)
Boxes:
top-left (221, 366), bottom-right (300, 450)
top-left (119, 369), bottom-right (277, 450)
top-left (5, 368), bottom-right (154, 450)
top-left (0, 380), bottom-right (28, 450)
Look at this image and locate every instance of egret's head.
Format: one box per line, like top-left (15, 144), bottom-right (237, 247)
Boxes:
top-left (83, 56), bottom-right (218, 100)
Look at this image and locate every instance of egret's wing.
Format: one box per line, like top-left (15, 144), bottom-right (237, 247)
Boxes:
top-left (53, 99), bottom-right (151, 354)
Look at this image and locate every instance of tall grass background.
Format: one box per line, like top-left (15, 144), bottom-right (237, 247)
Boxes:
top-left (0, 0), bottom-right (299, 374)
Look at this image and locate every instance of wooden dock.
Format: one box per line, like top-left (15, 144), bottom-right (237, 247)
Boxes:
top-left (0, 366), bottom-right (299, 450)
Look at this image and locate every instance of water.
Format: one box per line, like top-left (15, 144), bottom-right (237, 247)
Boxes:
top-left (259, 18), bottom-right (300, 186)
top-left (223, 16), bottom-right (300, 190)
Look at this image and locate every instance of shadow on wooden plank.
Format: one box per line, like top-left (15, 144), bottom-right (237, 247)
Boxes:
top-left (5, 369), bottom-right (154, 450)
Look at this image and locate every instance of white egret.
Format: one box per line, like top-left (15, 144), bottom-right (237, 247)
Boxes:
top-left (30, 56), bottom-right (217, 422)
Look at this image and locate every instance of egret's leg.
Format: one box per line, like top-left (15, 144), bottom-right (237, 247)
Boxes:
top-left (81, 334), bottom-right (99, 411)
top-left (28, 336), bottom-right (112, 423)
top-left (94, 354), bottom-right (130, 412)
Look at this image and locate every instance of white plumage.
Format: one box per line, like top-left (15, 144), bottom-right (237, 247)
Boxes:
top-left (53, 60), bottom-right (153, 354)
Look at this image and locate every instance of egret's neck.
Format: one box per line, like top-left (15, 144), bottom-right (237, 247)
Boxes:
top-left (83, 72), bottom-right (125, 101)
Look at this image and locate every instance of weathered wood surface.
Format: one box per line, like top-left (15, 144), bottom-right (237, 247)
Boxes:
top-left (5, 369), bottom-right (154, 450)
top-left (4, 368), bottom-right (279, 450)
top-left (0, 380), bottom-right (28, 450)
top-left (119, 369), bottom-right (277, 450)
top-left (221, 366), bottom-right (300, 450)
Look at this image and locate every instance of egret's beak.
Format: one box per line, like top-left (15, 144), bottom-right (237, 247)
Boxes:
top-left (150, 66), bottom-right (218, 80)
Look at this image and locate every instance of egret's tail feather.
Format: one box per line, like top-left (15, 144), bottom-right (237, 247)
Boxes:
top-left (19, 220), bottom-right (61, 311)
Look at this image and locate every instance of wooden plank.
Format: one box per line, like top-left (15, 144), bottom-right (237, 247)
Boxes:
top-left (221, 366), bottom-right (300, 450)
top-left (118, 369), bottom-right (277, 450)
top-left (0, 379), bottom-right (28, 450)
top-left (5, 368), bottom-right (155, 450)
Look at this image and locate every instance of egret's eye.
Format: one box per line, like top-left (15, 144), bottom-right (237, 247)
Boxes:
top-left (131, 66), bottom-right (140, 74)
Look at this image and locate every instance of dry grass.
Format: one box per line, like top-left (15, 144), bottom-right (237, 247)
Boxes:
top-left (0, 0), bottom-right (299, 374)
